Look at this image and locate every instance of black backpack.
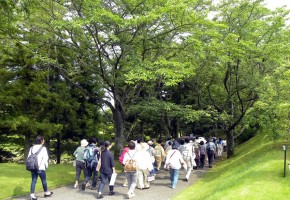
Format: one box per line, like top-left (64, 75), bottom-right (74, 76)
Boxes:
top-left (26, 146), bottom-right (43, 171)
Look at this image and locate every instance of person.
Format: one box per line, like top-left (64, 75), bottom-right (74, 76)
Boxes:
top-left (73, 139), bottom-right (88, 189)
top-left (179, 138), bottom-right (195, 181)
top-left (164, 140), bottom-right (186, 189)
top-left (81, 137), bottom-right (99, 190)
top-left (165, 141), bottom-right (172, 157)
top-left (193, 140), bottom-right (200, 169)
top-left (28, 135), bottom-right (53, 200)
top-left (137, 143), bottom-right (154, 190)
top-left (206, 138), bottom-right (216, 168)
top-left (97, 141), bottom-right (115, 199)
top-left (147, 140), bottom-right (155, 175)
top-left (119, 145), bottom-right (130, 187)
top-left (154, 140), bottom-right (165, 170)
top-left (199, 140), bottom-right (206, 168)
top-left (123, 141), bottom-right (138, 199)
top-left (217, 138), bottom-right (223, 157)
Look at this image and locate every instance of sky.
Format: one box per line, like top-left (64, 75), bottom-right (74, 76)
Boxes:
top-left (265, 0), bottom-right (290, 9)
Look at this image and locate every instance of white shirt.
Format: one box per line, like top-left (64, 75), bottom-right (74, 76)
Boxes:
top-left (28, 144), bottom-right (49, 170)
top-left (165, 149), bottom-right (185, 170)
top-left (136, 150), bottom-right (153, 171)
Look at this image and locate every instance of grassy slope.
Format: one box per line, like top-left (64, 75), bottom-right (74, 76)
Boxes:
top-left (173, 134), bottom-right (290, 200)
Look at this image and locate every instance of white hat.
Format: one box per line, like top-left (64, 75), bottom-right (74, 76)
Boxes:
top-left (81, 139), bottom-right (88, 147)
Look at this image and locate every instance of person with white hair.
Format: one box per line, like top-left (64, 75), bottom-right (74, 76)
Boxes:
top-left (73, 139), bottom-right (89, 189)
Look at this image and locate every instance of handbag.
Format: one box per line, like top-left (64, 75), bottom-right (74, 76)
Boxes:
top-left (73, 160), bottom-right (76, 167)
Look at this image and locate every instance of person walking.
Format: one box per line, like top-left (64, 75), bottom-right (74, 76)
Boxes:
top-left (136, 143), bottom-right (153, 190)
top-left (119, 145), bottom-right (130, 187)
top-left (28, 135), bottom-right (53, 200)
top-left (81, 137), bottom-right (99, 190)
top-left (96, 141), bottom-right (116, 199)
top-left (206, 138), bottom-right (216, 168)
top-left (180, 138), bottom-right (195, 181)
top-left (123, 141), bottom-right (138, 199)
top-left (73, 139), bottom-right (88, 189)
top-left (199, 140), bottom-right (206, 168)
top-left (164, 140), bottom-right (186, 189)
top-left (154, 140), bottom-right (165, 170)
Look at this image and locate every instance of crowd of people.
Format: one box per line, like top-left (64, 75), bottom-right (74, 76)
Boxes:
top-left (26, 135), bottom-right (225, 200)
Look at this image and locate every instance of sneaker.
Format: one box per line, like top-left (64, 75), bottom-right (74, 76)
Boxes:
top-left (97, 194), bottom-right (104, 199)
top-left (74, 183), bottom-right (78, 189)
top-left (90, 186), bottom-right (97, 190)
top-left (81, 183), bottom-right (86, 190)
top-left (86, 182), bottom-right (91, 188)
top-left (127, 192), bottom-right (132, 199)
top-left (44, 192), bottom-right (53, 197)
top-left (109, 191), bottom-right (115, 196)
top-left (30, 196), bottom-right (37, 200)
top-left (123, 183), bottom-right (128, 187)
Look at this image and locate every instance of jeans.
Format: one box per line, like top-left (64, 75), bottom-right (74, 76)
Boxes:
top-left (169, 168), bottom-right (179, 188)
top-left (98, 172), bottom-right (113, 193)
top-left (125, 171), bottom-right (137, 193)
top-left (83, 166), bottom-right (98, 187)
top-left (207, 150), bottom-right (214, 167)
top-left (30, 170), bottom-right (48, 193)
top-left (75, 160), bottom-right (86, 181)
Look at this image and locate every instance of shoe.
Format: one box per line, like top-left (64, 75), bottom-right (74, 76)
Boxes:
top-left (123, 183), bottom-right (128, 187)
top-left (90, 186), bottom-right (97, 190)
top-left (97, 194), bottom-right (104, 199)
top-left (44, 192), bottom-right (53, 197)
top-left (30, 197), bottom-right (37, 200)
top-left (144, 187), bottom-right (150, 189)
top-left (74, 183), bottom-right (78, 189)
top-left (184, 178), bottom-right (188, 182)
top-left (81, 183), bottom-right (86, 190)
top-left (127, 192), bottom-right (134, 199)
top-left (86, 182), bottom-right (91, 187)
top-left (109, 191), bottom-right (115, 195)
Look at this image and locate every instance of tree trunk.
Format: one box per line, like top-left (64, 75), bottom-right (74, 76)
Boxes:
top-left (226, 130), bottom-right (235, 158)
top-left (56, 133), bottom-right (61, 164)
top-left (24, 134), bottom-right (31, 162)
top-left (113, 99), bottom-right (126, 159)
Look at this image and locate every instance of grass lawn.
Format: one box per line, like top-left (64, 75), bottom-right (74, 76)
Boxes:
top-left (0, 163), bottom-right (75, 199)
top-left (0, 160), bottom-right (123, 199)
top-left (173, 134), bottom-right (290, 200)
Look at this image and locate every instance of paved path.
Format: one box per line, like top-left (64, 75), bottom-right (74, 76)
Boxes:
top-left (12, 168), bottom-right (207, 200)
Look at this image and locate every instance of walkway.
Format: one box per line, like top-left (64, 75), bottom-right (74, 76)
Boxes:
top-left (13, 168), bottom-right (207, 200)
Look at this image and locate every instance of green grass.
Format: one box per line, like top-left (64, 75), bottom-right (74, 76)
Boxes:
top-left (0, 160), bottom-right (123, 199)
top-left (173, 134), bottom-right (290, 200)
top-left (0, 163), bottom-right (75, 199)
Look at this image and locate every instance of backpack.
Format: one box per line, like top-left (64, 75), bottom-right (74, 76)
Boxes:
top-left (26, 146), bottom-right (43, 171)
top-left (83, 145), bottom-right (98, 168)
top-left (119, 147), bottom-right (129, 165)
top-left (182, 145), bottom-right (194, 162)
top-left (124, 152), bottom-right (137, 172)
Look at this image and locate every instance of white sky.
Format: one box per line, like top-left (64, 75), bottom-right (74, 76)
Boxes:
top-left (265, 0), bottom-right (290, 9)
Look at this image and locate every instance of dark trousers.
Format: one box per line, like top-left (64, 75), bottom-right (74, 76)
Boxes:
top-left (207, 150), bottom-right (215, 168)
top-left (200, 154), bottom-right (205, 168)
top-left (75, 160), bottom-right (86, 181)
top-left (83, 166), bottom-right (98, 187)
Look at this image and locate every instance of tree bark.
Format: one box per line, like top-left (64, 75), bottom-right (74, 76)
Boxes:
top-left (56, 133), bottom-right (61, 164)
top-left (226, 130), bottom-right (235, 158)
top-left (24, 134), bottom-right (31, 162)
top-left (113, 99), bottom-right (126, 159)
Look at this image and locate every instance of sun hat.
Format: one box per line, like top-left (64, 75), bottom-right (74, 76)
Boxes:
top-left (81, 139), bottom-right (89, 147)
